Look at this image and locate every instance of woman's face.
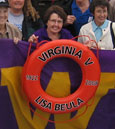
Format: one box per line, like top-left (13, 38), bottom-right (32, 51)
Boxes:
top-left (0, 7), bottom-right (8, 25)
top-left (94, 6), bottom-right (108, 26)
top-left (47, 13), bottom-right (63, 34)
top-left (8, 0), bottom-right (25, 10)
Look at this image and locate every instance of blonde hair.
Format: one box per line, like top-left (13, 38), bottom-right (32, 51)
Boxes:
top-left (23, 0), bottom-right (40, 21)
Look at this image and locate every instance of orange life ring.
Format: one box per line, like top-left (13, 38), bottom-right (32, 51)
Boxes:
top-left (22, 39), bottom-right (100, 114)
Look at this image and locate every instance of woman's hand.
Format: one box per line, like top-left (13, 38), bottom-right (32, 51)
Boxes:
top-left (83, 40), bottom-right (100, 49)
top-left (66, 15), bottom-right (76, 25)
top-left (28, 34), bottom-right (38, 43)
top-left (13, 37), bottom-right (20, 44)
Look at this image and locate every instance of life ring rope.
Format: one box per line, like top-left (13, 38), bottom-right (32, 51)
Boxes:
top-left (27, 95), bottom-right (95, 123)
top-left (28, 101), bottom-right (87, 123)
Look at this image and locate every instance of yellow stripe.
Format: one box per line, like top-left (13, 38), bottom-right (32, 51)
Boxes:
top-left (1, 67), bottom-right (49, 129)
top-left (46, 72), bottom-right (71, 97)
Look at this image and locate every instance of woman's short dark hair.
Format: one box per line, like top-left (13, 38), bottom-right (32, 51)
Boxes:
top-left (43, 5), bottom-right (67, 25)
top-left (89, 0), bottom-right (110, 14)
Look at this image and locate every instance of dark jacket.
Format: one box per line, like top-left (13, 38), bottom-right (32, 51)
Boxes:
top-left (22, 15), bottom-right (44, 41)
top-left (31, 0), bottom-right (73, 18)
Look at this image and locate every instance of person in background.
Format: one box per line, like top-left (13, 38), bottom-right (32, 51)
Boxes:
top-left (78, 0), bottom-right (115, 50)
top-left (31, 0), bottom-right (73, 20)
top-left (108, 0), bottom-right (115, 22)
top-left (8, 0), bottom-right (44, 41)
top-left (0, 0), bottom-right (22, 43)
top-left (8, 0), bottom-right (24, 31)
top-left (28, 5), bottom-right (73, 43)
top-left (71, 0), bottom-right (93, 36)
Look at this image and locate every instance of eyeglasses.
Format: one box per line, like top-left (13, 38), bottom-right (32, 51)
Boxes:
top-left (49, 19), bottom-right (63, 24)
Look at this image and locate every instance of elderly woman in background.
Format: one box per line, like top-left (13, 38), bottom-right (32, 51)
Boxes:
top-left (78, 0), bottom-right (115, 50)
top-left (0, 0), bottom-right (22, 43)
top-left (28, 5), bottom-right (73, 43)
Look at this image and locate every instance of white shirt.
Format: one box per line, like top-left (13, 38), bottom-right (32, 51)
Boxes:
top-left (78, 20), bottom-right (114, 50)
top-left (8, 11), bottom-right (24, 31)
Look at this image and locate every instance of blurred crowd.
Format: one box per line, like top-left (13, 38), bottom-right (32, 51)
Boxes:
top-left (0, 0), bottom-right (115, 50)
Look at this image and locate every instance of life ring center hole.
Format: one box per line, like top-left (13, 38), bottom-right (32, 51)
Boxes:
top-left (40, 57), bottom-right (82, 98)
